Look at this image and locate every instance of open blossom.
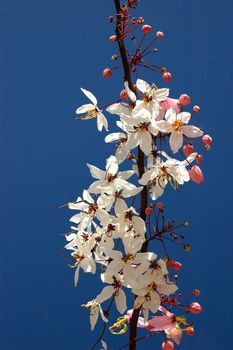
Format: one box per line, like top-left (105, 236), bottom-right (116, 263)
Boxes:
top-left (87, 155), bottom-right (137, 196)
top-left (157, 108), bottom-right (203, 153)
top-left (121, 108), bottom-right (159, 155)
top-left (76, 88), bottom-right (108, 131)
top-left (134, 79), bottom-right (169, 119)
top-left (68, 189), bottom-right (109, 231)
top-left (81, 299), bottom-right (108, 330)
top-left (97, 273), bottom-right (127, 314)
top-left (139, 152), bottom-right (196, 199)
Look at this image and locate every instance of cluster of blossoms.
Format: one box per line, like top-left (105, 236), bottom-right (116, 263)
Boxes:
top-left (62, 2), bottom-right (212, 349)
top-left (63, 78), bottom-right (210, 349)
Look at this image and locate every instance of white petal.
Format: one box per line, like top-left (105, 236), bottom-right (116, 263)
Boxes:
top-left (156, 120), bottom-right (172, 133)
top-left (122, 186), bottom-right (143, 198)
top-left (106, 155), bottom-right (118, 175)
top-left (169, 131), bottom-right (183, 153)
top-left (153, 88), bottom-right (169, 101)
top-left (118, 170), bottom-right (134, 180)
top-left (124, 81), bottom-right (136, 103)
top-left (87, 164), bottom-right (105, 180)
top-left (83, 189), bottom-right (94, 203)
top-left (76, 103), bottom-right (94, 114)
top-left (125, 132), bottom-right (139, 152)
top-left (80, 88), bottom-right (97, 105)
top-left (90, 308), bottom-right (99, 331)
top-left (139, 131), bottom-right (152, 155)
top-left (97, 112), bottom-right (108, 132)
top-left (106, 103), bottom-right (130, 115)
top-left (105, 132), bottom-right (126, 143)
top-left (74, 267), bottom-right (80, 287)
top-left (136, 79), bottom-right (151, 94)
top-left (96, 209), bottom-right (109, 226)
top-left (181, 125), bottom-right (203, 138)
top-left (115, 289), bottom-right (127, 314)
top-left (97, 286), bottom-right (114, 304)
top-left (165, 108), bottom-right (176, 124)
top-left (179, 111), bottom-right (191, 124)
top-left (115, 198), bottom-right (128, 217)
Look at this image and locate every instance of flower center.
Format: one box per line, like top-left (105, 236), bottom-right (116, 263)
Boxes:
top-left (172, 119), bottom-right (184, 132)
top-left (87, 108), bottom-right (98, 118)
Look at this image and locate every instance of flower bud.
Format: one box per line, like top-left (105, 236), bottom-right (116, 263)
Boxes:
top-left (186, 326), bottom-right (195, 336)
top-left (189, 165), bottom-right (204, 184)
top-left (145, 207), bottom-right (153, 216)
top-left (184, 244), bottom-right (190, 252)
top-left (166, 258), bottom-right (174, 268)
top-left (162, 72), bottom-right (172, 83)
top-left (183, 143), bottom-right (195, 157)
top-left (120, 89), bottom-right (128, 100)
top-left (183, 220), bottom-right (189, 227)
top-left (142, 24), bottom-right (152, 34)
top-left (111, 55), bottom-right (118, 61)
top-left (202, 134), bottom-right (212, 146)
top-left (102, 68), bottom-right (112, 78)
top-left (162, 340), bottom-right (174, 350)
top-left (179, 94), bottom-right (191, 106)
top-left (173, 261), bottom-right (182, 271)
top-left (193, 289), bottom-right (201, 296)
top-left (193, 105), bottom-right (200, 113)
top-left (195, 154), bottom-right (203, 163)
top-left (156, 202), bottom-right (164, 210)
top-left (109, 35), bottom-right (117, 42)
top-left (156, 31), bottom-right (164, 39)
top-left (189, 302), bottom-right (202, 314)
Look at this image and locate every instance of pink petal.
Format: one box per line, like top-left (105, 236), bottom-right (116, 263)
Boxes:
top-left (148, 316), bottom-right (174, 331)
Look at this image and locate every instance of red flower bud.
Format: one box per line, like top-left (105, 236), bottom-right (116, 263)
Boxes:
top-left (156, 31), bottom-right (164, 39)
top-left (162, 340), bottom-right (174, 350)
top-left (193, 289), bottom-right (201, 296)
top-left (162, 72), bottom-right (172, 83)
top-left (193, 105), bottom-right (200, 112)
top-left (202, 134), bottom-right (212, 146)
top-left (189, 302), bottom-right (202, 314)
top-left (102, 68), bottom-right (112, 78)
top-left (183, 143), bottom-right (195, 157)
top-left (109, 35), bottom-right (117, 42)
top-left (179, 94), bottom-right (191, 106)
top-left (120, 89), bottom-right (128, 100)
top-left (186, 326), bottom-right (195, 336)
top-left (156, 202), bottom-right (164, 210)
top-left (142, 24), bottom-right (152, 34)
top-left (189, 165), bottom-right (204, 184)
top-left (195, 154), bottom-right (203, 163)
top-left (145, 207), bottom-right (153, 216)
top-left (166, 258), bottom-right (174, 268)
top-left (172, 261), bottom-right (182, 271)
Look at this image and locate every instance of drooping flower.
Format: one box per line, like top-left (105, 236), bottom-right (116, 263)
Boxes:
top-left (76, 88), bottom-right (108, 131)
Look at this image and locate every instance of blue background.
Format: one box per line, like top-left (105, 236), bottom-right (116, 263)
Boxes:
top-left (0, 0), bottom-right (232, 349)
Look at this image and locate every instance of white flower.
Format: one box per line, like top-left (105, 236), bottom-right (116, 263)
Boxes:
top-left (68, 189), bottom-right (109, 230)
top-left (76, 88), bottom-right (108, 131)
top-left (156, 108), bottom-right (203, 153)
top-left (87, 155), bottom-right (136, 196)
top-left (82, 299), bottom-right (108, 331)
top-left (97, 274), bottom-right (127, 314)
top-left (139, 152), bottom-right (196, 199)
top-left (134, 79), bottom-right (169, 119)
top-left (121, 109), bottom-right (159, 156)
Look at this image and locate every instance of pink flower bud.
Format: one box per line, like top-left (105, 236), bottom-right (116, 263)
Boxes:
top-left (162, 340), bottom-right (174, 350)
top-left (193, 289), bottom-right (201, 296)
top-left (189, 165), bottom-right (204, 184)
top-left (183, 143), bottom-right (195, 157)
top-left (156, 31), bottom-right (164, 39)
top-left (179, 94), bottom-right (191, 106)
top-left (120, 89), bottom-right (128, 100)
top-left (189, 302), bottom-right (202, 314)
top-left (109, 35), bottom-right (117, 42)
top-left (102, 68), bottom-right (112, 78)
top-left (186, 326), bottom-right (195, 336)
top-left (202, 134), bottom-right (212, 146)
top-left (173, 261), bottom-right (182, 271)
top-left (195, 154), bottom-right (203, 163)
top-left (142, 24), bottom-right (152, 34)
top-left (145, 207), bottom-right (153, 216)
top-left (193, 105), bottom-right (200, 113)
top-left (162, 72), bottom-right (172, 83)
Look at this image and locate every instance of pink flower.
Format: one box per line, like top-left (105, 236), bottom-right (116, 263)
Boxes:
top-left (157, 98), bottom-right (180, 120)
top-left (124, 309), bottom-right (149, 328)
top-left (148, 307), bottom-right (182, 345)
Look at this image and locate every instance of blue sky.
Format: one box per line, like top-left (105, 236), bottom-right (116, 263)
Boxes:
top-left (0, 0), bottom-right (232, 349)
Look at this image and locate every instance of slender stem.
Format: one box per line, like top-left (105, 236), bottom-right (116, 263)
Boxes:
top-left (113, 1), bottom-right (148, 349)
